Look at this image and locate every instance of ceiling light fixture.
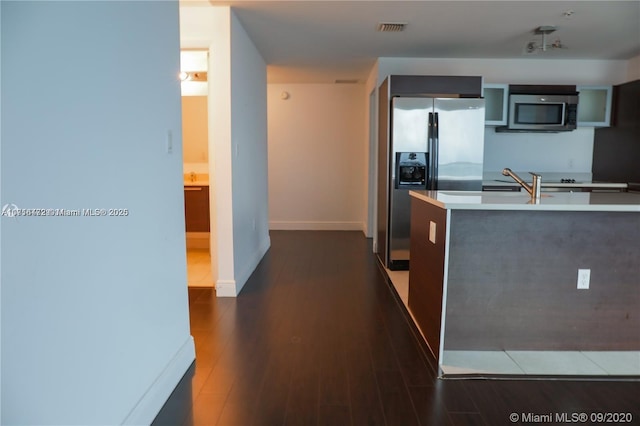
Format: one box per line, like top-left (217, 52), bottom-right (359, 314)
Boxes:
top-left (178, 71), bottom-right (208, 82)
top-left (525, 25), bottom-right (567, 54)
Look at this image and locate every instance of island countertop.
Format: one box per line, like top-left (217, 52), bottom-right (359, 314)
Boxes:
top-left (409, 190), bottom-right (640, 212)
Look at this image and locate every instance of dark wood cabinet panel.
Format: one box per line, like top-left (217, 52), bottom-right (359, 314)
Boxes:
top-left (408, 197), bottom-right (447, 359)
top-left (593, 79), bottom-right (640, 182)
top-left (610, 79), bottom-right (640, 128)
top-left (444, 210), bottom-right (640, 351)
top-left (184, 186), bottom-right (210, 232)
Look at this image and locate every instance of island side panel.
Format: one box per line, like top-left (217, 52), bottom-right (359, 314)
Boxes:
top-left (408, 197), bottom-right (447, 359)
top-left (443, 210), bottom-right (640, 351)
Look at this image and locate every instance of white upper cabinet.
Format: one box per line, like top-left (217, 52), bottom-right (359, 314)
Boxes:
top-left (577, 85), bottom-right (612, 127)
top-left (482, 83), bottom-right (508, 126)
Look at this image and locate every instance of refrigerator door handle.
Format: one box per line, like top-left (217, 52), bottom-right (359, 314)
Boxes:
top-left (428, 112), bottom-right (434, 189)
top-left (428, 112), bottom-right (434, 129)
top-left (428, 111), bottom-right (434, 151)
top-left (432, 112), bottom-right (440, 190)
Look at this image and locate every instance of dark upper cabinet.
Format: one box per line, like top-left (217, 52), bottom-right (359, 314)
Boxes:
top-left (610, 79), bottom-right (640, 128)
top-left (592, 79), bottom-right (640, 183)
top-left (385, 75), bottom-right (483, 97)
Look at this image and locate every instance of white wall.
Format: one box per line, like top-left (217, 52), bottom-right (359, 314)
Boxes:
top-left (230, 11), bottom-right (271, 294)
top-left (0, 2), bottom-right (3, 419)
top-left (204, 7), bottom-right (234, 296)
top-left (267, 84), bottom-right (366, 231)
top-left (182, 96), bottom-right (209, 163)
top-left (483, 127), bottom-right (594, 173)
top-left (1, 1), bottom-right (194, 425)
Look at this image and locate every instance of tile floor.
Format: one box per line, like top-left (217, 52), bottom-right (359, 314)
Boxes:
top-left (385, 269), bottom-right (409, 305)
top-left (386, 268), bottom-right (640, 377)
top-left (442, 350), bottom-right (640, 376)
top-left (186, 248), bottom-right (213, 287)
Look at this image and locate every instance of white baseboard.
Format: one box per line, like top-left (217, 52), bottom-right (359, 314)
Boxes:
top-left (185, 232), bottom-right (209, 250)
top-left (215, 235), bottom-right (271, 297)
top-left (215, 279), bottom-right (237, 297)
top-left (269, 221), bottom-right (365, 231)
top-left (122, 335), bottom-right (195, 426)
top-left (234, 235), bottom-right (271, 295)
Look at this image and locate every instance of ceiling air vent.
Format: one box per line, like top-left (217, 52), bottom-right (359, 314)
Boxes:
top-left (377, 22), bottom-right (407, 32)
top-left (335, 79), bottom-right (359, 84)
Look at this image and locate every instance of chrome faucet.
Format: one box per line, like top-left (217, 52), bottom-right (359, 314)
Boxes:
top-left (502, 168), bottom-right (541, 201)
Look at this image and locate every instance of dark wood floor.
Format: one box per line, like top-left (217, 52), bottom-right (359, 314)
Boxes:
top-left (153, 231), bottom-right (640, 426)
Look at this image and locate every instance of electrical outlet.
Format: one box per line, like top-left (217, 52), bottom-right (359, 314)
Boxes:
top-left (429, 221), bottom-right (437, 244)
top-left (577, 269), bottom-right (590, 289)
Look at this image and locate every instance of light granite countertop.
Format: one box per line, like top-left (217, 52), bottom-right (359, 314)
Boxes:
top-left (183, 173), bottom-right (209, 187)
top-left (410, 190), bottom-right (640, 212)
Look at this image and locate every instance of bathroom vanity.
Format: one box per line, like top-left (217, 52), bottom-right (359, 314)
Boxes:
top-left (184, 174), bottom-right (210, 249)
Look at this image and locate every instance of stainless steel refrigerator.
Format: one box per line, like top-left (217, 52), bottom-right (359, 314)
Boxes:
top-left (377, 94), bottom-right (485, 270)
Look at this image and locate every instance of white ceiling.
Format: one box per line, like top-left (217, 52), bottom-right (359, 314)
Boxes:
top-left (184, 0), bottom-right (640, 83)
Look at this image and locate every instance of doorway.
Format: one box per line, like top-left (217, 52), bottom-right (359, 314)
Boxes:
top-left (180, 50), bottom-right (214, 288)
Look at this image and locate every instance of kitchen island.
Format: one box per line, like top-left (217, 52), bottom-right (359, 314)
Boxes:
top-left (408, 190), bottom-right (640, 376)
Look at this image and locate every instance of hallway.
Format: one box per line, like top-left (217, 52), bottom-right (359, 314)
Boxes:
top-left (154, 231), bottom-right (640, 426)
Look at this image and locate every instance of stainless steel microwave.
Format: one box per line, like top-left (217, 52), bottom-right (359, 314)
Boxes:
top-left (507, 93), bottom-right (578, 131)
